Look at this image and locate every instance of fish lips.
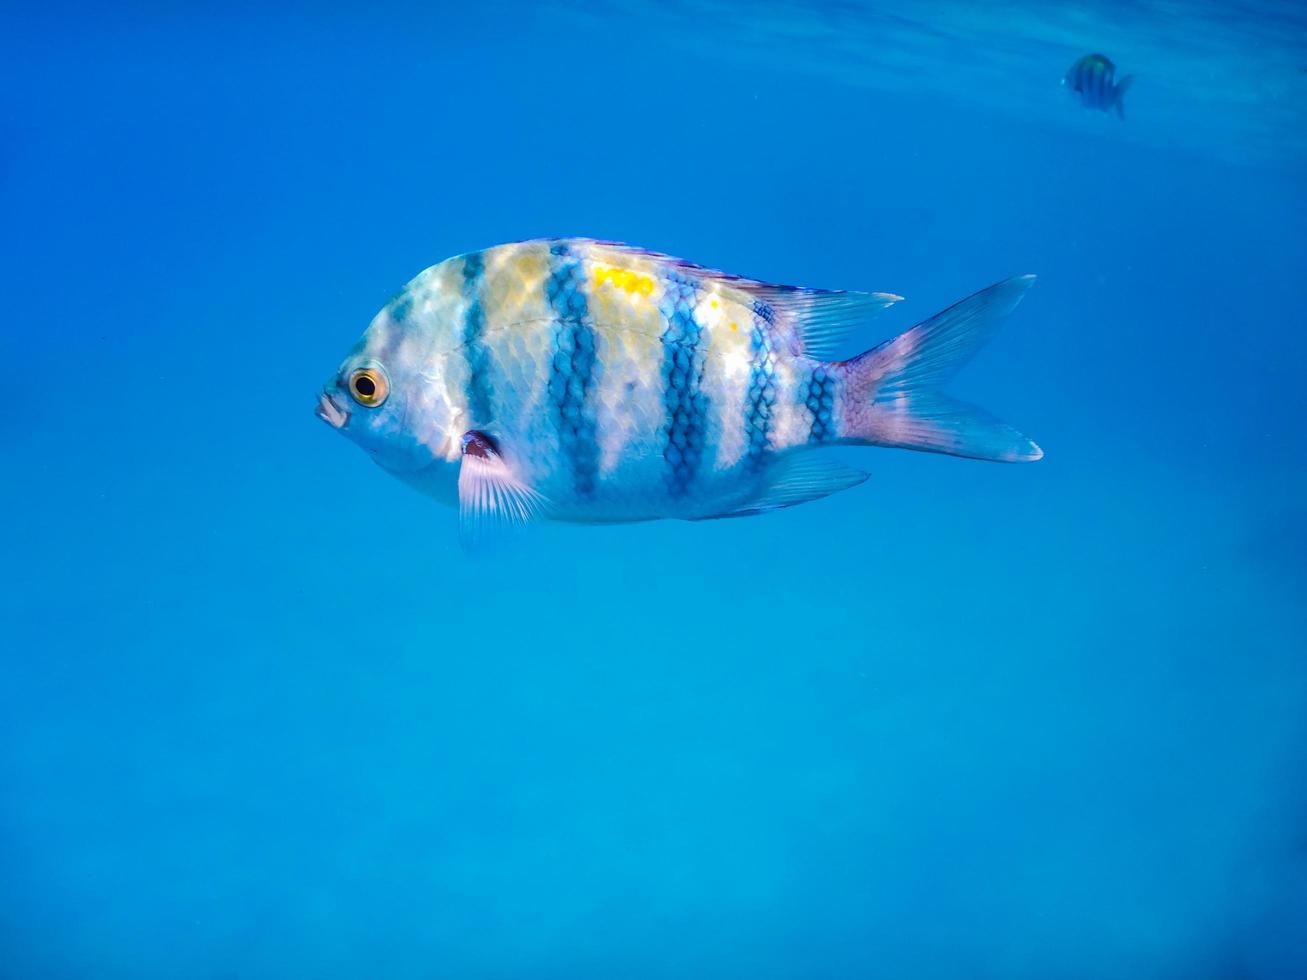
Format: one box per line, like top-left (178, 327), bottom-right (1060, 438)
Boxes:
top-left (315, 390), bottom-right (350, 430)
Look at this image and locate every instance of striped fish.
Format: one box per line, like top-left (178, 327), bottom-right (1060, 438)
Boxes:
top-left (316, 240), bottom-right (1042, 530)
top-left (1064, 53), bottom-right (1132, 119)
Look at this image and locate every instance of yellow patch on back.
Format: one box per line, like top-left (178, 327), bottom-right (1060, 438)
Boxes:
top-left (592, 265), bottom-right (654, 299)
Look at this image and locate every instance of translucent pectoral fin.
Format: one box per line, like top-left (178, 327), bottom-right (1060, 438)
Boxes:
top-left (458, 430), bottom-right (546, 539)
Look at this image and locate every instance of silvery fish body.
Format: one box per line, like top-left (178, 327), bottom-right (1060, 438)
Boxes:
top-left (1064, 53), bottom-right (1133, 119)
top-left (317, 239), bottom-right (1042, 529)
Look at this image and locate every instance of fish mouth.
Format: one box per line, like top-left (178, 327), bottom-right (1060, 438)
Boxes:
top-left (315, 390), bottom-right (350, 430)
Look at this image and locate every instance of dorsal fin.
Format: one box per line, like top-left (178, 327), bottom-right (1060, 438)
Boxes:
top-left (575, 239), bottom-right (903, 360)
top-left (748, 286), bottom-right (904, 359)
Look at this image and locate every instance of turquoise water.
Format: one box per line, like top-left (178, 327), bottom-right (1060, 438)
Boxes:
top-left (4, 3), bottom-right (1306, 977)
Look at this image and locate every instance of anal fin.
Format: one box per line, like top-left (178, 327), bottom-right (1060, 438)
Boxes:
top-left (698, 453), bottom-right (869, 520)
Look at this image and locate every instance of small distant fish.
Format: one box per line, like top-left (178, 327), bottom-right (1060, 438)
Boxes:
top-left (317, 240), bottom-right (1043, 532)
top-left (1064, 53), bottom-right (1132, 119)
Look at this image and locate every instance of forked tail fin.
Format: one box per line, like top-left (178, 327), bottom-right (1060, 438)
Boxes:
top-left (838, 276), bottom-right (1043, 463)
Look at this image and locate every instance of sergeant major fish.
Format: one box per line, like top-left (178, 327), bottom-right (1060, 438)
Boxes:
top-left (316, 240), bottom-right (1042, 530)
top-left (1064, 53), bottom-right (1133, 119)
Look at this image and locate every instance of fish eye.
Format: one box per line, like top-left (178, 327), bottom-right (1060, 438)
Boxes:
top-left (347, 367), bottom-right (388, 407)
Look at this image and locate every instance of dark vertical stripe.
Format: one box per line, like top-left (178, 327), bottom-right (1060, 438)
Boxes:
top-left (659, 270), bottom-right (708, 496)
top-left (1096, 59), bottom-right (1115, 108)
top-left (461, 252), bottom-right (493, 425)
top-left (743, 300), bottom-right (777, 473)
top-left (803, 363), bottom-right (839, 444)
top-left (388, 293), bottom-right (413, 324)
top-left (544, 243), bottom-right (600, 496)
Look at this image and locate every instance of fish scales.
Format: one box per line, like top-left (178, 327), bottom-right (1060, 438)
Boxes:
top-left (318, 238), bottom-right (1043, 528)
top-left (459, 239), bottom-right (817, 519)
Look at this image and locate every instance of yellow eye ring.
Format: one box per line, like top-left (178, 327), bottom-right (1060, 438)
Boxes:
top-left (347, 367), bottom-right (389, 407)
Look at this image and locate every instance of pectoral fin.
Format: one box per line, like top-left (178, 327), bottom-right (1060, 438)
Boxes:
top-left (458, 430), bottom-right (545, 537)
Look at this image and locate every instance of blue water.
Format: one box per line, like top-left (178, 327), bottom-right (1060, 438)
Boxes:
top-left (4, 3), bottom-right (1306, 977)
